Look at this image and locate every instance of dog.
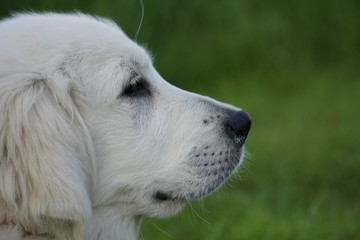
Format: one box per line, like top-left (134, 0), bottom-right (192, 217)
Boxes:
top-left (0, 13), bottom-right (251, 240)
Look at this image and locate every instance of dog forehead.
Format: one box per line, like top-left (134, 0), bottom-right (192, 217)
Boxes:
top-left (0, 13), bottom-right (155, 104)
top-left (3, 13), bottom-right (151, 60)
top-left (71, 13), bottom-right (153, 72)
top-left (14, 13), bottom-right (152, 77)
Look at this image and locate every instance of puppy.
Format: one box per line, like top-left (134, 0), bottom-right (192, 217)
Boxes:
top-left (0, 13), bottom-right (251, 240)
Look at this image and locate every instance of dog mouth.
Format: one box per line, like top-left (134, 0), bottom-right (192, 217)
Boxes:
top-left (153, 191), bottom-right (186, 202)
top-left (152, 144), bottom-right (244, 203)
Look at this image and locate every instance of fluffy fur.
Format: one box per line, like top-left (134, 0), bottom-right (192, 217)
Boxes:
top-left (0, 13), bottom-right (251, 240)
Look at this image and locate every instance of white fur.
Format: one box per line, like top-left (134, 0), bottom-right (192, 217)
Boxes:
top-left (0, 13), bottom-right (248, 240)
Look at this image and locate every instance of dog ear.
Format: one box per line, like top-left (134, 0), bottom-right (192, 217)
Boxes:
top-left (0, 72), bottom-right (94, 234)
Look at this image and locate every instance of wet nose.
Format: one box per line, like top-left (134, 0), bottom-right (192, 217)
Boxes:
top-left (224, 110), bottom-right (251, 144)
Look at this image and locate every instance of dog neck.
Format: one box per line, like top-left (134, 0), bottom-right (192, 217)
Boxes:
top-left (86, 206), bottom-right (141, 240)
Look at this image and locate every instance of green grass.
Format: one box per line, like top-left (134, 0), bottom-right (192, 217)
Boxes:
top-left (140, 72), bottom-right (360, 240)
top-left (142, 191), bottom-right (359, 240)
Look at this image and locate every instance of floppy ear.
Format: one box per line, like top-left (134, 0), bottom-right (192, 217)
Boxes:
top-left (0, 72), bottom-right (94, 234)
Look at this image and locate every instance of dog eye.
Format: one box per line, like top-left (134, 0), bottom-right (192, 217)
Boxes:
top-left (122, 78), bottom-right (151, 98)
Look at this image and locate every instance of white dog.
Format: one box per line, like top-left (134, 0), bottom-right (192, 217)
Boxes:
top-left (0, 13), bottom-right (251, 240)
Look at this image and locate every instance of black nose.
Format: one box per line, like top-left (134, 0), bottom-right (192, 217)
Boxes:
top-left (224, 110), bottom-right (251, 144)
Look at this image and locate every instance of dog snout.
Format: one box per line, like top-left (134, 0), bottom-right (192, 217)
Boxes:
top-left (224, 110), bottom-right (251, 144)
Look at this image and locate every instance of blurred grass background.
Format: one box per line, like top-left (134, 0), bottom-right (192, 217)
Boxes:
top-left (1, 0), bottom-right (359, 239)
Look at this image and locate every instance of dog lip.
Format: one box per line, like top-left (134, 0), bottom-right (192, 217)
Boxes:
top-left (153, 191), bottom-right (186, 202)
top-left (154, 191), bottom-right (171, 201)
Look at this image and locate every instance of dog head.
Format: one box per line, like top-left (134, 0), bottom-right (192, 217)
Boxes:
top-left (0, 13), bottom-right (250, 225)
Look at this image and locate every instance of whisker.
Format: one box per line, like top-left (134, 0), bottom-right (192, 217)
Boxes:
top-left (134, 0), bottom-right (145, 41)
top-left (187, 200), bottom-right (210, 224)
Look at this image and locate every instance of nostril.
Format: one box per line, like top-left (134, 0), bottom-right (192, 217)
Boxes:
top-left (224, 110), bottom-right (251, 143)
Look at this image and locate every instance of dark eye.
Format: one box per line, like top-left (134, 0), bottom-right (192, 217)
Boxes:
top-left (122, 78), bottom-right (151, 98)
